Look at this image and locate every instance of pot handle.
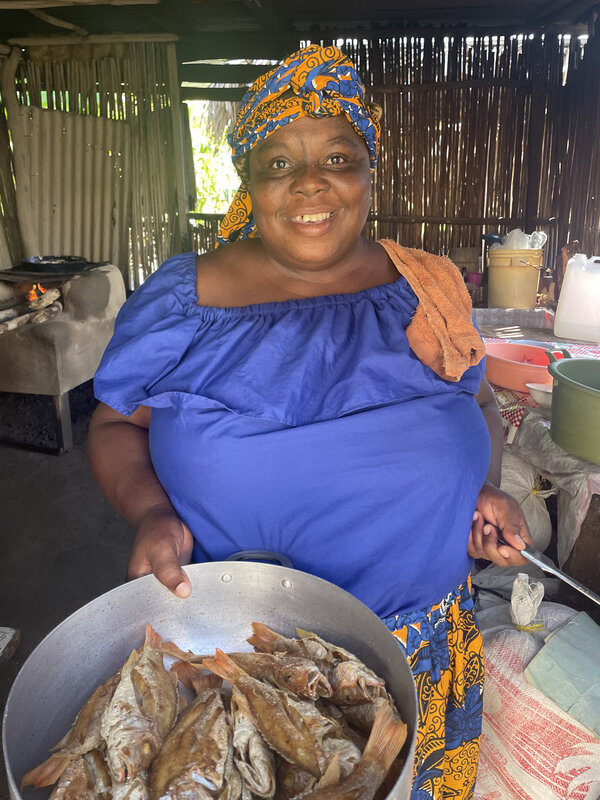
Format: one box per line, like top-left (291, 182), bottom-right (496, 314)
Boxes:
top-left (545, 348), bottom-right (571, 363)
top-left (225, 550), bottom-right (294, 569)
top-left (545, 348), bottom-right (571, 378)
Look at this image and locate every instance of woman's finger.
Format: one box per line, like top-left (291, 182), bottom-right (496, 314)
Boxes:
top-left (152, 555), bottom-right (192, 598)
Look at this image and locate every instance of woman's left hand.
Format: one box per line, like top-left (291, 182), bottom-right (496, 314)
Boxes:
top-left (468, 482), bottom-right (534, 566)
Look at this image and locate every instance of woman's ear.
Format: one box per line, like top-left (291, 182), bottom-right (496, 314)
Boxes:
top-left (234, 153), bottom-right (250, 185)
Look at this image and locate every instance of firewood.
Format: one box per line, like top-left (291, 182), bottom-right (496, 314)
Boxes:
top-left (28, 287), bottom-right (61, 310)
top-left (0, 310), bottom-right (37, 334)
top-left (31, 300), bottom-right (63, 323)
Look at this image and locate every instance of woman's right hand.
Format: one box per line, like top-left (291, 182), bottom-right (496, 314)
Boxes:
top-left (127, 508), bottom-right (194, 598)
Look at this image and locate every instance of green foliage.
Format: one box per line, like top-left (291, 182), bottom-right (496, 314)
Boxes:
top-left (187, 101), bottom-right (238, 214)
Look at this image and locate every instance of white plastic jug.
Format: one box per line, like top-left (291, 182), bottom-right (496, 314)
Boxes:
top-left (553, 253), bottom-right (600, 343)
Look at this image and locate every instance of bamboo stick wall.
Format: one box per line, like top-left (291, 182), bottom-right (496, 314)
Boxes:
top-left (192, 32), bottom-right (599, 273)
top-left (3, 41), bottom-right (186, 288)
top-left (554, 32), bottom-right (600, 259)
top-left (308, 33), bottom-right (596, 268)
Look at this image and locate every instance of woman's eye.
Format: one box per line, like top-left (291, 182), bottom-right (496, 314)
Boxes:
top-left (326, 154), bottom-right (346, 165)
top-left (271, 158), bottom-right (290, 169)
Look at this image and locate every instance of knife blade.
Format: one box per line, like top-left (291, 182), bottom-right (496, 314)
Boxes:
top-left (497, 536), bottom-right (600, 608)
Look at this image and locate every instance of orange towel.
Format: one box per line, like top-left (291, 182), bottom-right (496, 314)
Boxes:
top-left (378, 239), bottom-right (485, 382)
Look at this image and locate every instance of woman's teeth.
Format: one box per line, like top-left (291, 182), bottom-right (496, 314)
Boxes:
top-left (294, 212), bottom-right (334, 223)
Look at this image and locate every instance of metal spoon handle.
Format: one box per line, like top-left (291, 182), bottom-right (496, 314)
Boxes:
top-left (498, 537), bottom-right (600, 608)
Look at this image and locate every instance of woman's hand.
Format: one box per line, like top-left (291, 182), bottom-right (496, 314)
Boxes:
top-left (128, 508), bottom-right (194, 598)
top-left (468, 482), bottom-right (534, 566)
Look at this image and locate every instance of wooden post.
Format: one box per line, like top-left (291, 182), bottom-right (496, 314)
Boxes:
top-left (525, 40), bottom-right (546, 236)
top-left (166, 42), bottom-right (188, 253)
top-left (53, 391), bottom-right (73, 453)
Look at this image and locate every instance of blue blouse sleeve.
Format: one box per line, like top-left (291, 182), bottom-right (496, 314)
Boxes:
top-left (93, 252), bottom-right (199, 416)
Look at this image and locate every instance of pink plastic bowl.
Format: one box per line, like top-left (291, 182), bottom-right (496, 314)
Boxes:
top-left (484, 342), bottom-right (561, 392)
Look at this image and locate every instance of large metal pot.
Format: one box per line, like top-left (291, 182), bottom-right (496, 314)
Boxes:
top-left (3, 562), bottom-right (417, 800)
top-left (547, 350), bottom-right (600, 466)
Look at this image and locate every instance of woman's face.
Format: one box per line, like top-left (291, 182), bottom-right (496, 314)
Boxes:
top-left (247, 114), bottom-right (372, 273)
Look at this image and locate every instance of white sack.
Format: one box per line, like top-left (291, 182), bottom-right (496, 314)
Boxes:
top-left (500, 449), bottom-right (555, 552)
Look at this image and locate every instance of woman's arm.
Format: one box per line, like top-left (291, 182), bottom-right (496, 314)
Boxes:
top-left (476, 376), bottom-right (503, 487)
top-left (470, 377), bottom-right (533, 565)
top-left (88, 402), bottom-right (193, 596)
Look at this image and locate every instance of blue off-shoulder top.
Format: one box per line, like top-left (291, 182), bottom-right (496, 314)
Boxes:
top-left (94, 251), bottom-right (490, 617)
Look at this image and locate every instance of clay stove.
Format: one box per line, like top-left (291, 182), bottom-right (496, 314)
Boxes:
top-left (0, 260), bottom-right (126, 452)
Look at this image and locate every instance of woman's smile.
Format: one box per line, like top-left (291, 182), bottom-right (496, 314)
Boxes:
top-left (247, 115), bottom-right (372, 273)
top-left (290, 211), bottom-right (335, 224)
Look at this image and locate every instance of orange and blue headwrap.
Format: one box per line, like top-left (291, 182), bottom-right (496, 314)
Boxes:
top-left (215, 44), bottom-right (381, 247)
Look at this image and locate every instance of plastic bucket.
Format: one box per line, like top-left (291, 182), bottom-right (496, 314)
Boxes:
top-left (487, 248), bottom-right (542, 309)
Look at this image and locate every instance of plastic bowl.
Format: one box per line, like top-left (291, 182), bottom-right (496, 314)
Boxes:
top-left (525, 382), bottom-right (553, 408)
top-left (484, 342), bottom-right (560, 392)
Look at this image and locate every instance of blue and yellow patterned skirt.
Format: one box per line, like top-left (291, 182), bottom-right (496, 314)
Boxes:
top-left (382, 579), bottom-right (484, 800)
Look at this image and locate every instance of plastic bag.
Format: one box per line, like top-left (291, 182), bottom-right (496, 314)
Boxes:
top-left (489, 228), bottom-right (548, 250)
top-left (510, 572), bottom-right (544, 628)
top-left (500, 449), bottom-right (555, 552)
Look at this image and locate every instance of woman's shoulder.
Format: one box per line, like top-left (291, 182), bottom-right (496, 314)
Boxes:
top-left (195, 240), bottom-right (271, 308)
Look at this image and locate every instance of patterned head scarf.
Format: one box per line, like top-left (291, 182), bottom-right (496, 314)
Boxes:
top-left (215, 44), bottom-right (381, 247)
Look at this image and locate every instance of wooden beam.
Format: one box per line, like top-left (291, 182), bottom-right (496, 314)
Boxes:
top-left (8, 32), bottom-right (178, 45)
top-left (369, 79), bottom-right (532, 93)
top-left (181, 87), bottom-right (246, 102)
top-left (242, 0), bottom-right (289, 33)
top-left (305, 22), bottom-right (590, 39)
top-left (367, 214), bottom-right (558, 225)
top-left (178, 63), bottom-right (266, 84)
top-left (28, 8), bottom-right (89, 34)
top-left (176, 33), bottom-right (299, 62)
top-left (535, 0), bottom-right (599, 25)
top-left (1, 0), bottom-right (158, 6)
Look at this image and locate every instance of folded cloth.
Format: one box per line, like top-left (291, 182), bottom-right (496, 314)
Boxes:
top-left (378, 239), bottom-right (485, 382)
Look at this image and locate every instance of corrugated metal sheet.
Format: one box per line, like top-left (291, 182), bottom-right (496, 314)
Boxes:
top-left (10, 105), bottom-right (131, 268)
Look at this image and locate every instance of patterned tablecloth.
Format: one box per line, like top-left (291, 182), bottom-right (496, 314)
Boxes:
top-left (483, 337), bottom-right (600, 437)
top-left (483, 336), bottom-right (600, 564)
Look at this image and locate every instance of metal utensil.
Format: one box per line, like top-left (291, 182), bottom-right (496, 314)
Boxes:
top-left (499, 537), bottom-right (600, 608)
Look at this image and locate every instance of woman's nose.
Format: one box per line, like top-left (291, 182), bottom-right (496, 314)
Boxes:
top-left (291, 163), bottom-right (329, 195)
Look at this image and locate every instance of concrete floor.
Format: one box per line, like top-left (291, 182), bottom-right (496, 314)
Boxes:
top-left (0, 381), bottom-right (133, 800)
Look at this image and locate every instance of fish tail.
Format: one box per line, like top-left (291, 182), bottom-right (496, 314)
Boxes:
top-left (247, 622), bottom-right (282, 652)
top-left (172, 661), bottom-right (222, 693)
top-left (361, 704), bottom-right (407, 772)
top-left (21, 753), bottom-right (73, 789)
top-left (144, 623), bottom-right (163, 650)
top-left (170, 659), bottom-right (200, 689)
top-left (202, 649), bottom-right (246, 683)
top-left (316, 754), bottom-right (340, 788)
top-left (162, 639), bottom-right (199, 661)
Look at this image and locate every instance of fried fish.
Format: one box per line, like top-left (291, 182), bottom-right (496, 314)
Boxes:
top-left (101, 624), bottom-right (178, 783)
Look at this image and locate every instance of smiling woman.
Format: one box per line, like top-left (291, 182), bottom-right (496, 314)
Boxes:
top-left (245, 116), bottom-right (374, 276)
top-left (89, 43), bottom-right (533, 800)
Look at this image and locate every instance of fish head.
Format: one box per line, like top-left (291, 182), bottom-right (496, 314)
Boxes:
top-left (274, 659), bottom-right (332, 700)
top-left (109, 722), bottom-right (161, 783)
